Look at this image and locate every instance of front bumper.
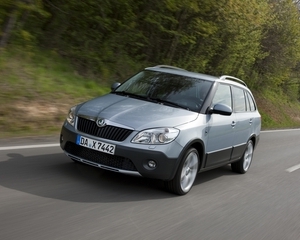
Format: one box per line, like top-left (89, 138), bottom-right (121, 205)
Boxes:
top-left (60, 122), bottom-right (183, 180)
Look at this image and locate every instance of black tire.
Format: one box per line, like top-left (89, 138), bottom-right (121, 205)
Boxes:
top-left (165, 148), bottom-right (199, 195)
top-left (231, 140), bottom-right (254, 174)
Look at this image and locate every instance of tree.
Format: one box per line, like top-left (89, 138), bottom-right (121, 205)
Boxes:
top-left (0, 0), bottom-right (48, 49)
top-left (206, 0), bottom-right (270, 82)
top-left (254, 0), bottom-right (300, 88)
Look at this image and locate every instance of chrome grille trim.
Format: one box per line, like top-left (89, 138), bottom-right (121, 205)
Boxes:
top-left (66, 152), bottom-right (141, 176)
top-left (77, 117), bottom-right (133, 141)
top-left (64, 142), bottom-right (138, 172)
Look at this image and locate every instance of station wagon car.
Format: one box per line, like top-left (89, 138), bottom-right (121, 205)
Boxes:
top-left (60, 65), bottom-right (261, 195)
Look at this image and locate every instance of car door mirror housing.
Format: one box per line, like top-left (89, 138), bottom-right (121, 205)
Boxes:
top-left (111, 82), bottom-right (121, 91)
top-left (209, 103), bottom-right (232, 116)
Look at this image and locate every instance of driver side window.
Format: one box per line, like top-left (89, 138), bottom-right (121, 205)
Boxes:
top-left (212, 84), bottom-right (232, 108)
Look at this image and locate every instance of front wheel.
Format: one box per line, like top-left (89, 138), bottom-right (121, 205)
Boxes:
top-left (165, 148), bottom-right (199, 195)
top-left (231, 140), bottom-right (254, 174)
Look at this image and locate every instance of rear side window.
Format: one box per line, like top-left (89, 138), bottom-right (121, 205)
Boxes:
top-left (232, 86), bottom-right (246, 112)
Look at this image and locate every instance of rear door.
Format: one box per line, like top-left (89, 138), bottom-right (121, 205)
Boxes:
top-left (230, 86), bottom-right (252, 160)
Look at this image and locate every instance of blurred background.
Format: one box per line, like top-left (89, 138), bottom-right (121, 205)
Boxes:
top-left (1, 0), bottom-right (300, 138)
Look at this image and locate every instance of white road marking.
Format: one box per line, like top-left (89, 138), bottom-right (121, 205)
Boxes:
top-left (286, 164), bottom-right (300, 173)
top-left (0, 144), bottom-right (59, 151)
top-left (262, 128), bottom-right (300, 133)
top-left (264, 129), bottom-right (300, 173)
top-left (0, 128), bottom-right (299, 151)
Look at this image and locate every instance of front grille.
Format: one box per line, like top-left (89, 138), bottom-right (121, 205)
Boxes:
top-left (65, 142), bottom-right (137, 171)
top-left (77, 117), bottom-right (133, 142)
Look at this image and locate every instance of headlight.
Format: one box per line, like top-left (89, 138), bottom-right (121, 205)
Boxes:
top-left (132, 128), bottom-right (179, 144)
top-left (66, 106), bottom-right (76, 126)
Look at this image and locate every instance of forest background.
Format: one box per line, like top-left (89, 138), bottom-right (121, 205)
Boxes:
top-left (1, 0), bottom-right (300, 137)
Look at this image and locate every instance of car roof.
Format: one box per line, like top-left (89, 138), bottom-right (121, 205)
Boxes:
top-left (145, 65), bottom-right (248, 89)
top-left (145, 65), bottom-right (219, 82)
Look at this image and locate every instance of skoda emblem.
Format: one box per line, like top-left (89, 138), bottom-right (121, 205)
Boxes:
top-left (96, 118), bottom-right (106, 127)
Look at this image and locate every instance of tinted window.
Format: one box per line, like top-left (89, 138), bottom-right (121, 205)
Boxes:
top-left (246, 92), bottom-right (256, 111)
top-left (232, 86), bottom-right (246, 112)
top-left (212, 84), bottom-right (232, 108)
top-left (115, 70), bottom-right (213, 112)
top-left (245, 91), bottom-right (251, 111)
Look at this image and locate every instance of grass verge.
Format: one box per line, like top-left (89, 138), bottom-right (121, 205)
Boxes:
top-left (0, 47), bottom-right (110, 138)
top-left (0, 46), bottom-right (300, 138)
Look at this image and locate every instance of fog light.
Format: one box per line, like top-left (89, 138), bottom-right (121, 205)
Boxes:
top-left (60, 134), bottom-right (63, 143)
top-left (148, 160), bottom-right (157, 169)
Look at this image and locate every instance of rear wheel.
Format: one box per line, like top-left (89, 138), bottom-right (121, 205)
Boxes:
top-left (165, 148), bottom-right (199, 195)
top-left (231, 140), bottom-right (254, 174)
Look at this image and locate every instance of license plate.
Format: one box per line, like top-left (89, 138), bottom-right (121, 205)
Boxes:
top-left (76, 135), bottom-right (116, 155)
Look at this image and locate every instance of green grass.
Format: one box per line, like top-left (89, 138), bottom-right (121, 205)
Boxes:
top-left (254, 89), bottom-right (300, 130)
top-left (0, 47), bottom-right (110, 138)
top-left (0, 46), bottom-right (300, 138)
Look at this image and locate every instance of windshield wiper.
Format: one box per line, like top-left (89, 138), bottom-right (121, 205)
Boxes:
top-left (113, 91), bottom-right (146, 100)
top-left (148, 97), bottom-right (189, 110)
top-left (113, 92), bottom-right (189, 110)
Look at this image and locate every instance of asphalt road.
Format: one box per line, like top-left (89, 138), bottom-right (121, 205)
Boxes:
top-left (0, 130), bottom-right (300, 240)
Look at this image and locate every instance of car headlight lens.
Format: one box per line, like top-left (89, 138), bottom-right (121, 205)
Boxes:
top-left (132, 128), bottom-right (179, 144)
top-left (66, 106), bottom-right (76, 126)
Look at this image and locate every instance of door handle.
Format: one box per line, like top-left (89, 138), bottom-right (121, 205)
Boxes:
top-left (249, 118), bottom-right (253, 124)
top-left (231, 121), bottom-right (236, 127)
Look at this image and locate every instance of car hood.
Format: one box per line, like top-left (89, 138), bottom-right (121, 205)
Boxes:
top-left (76, 94), bottom-right (198, 130)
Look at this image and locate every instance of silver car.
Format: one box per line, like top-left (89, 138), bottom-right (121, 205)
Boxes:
top-left (60, 65), bottom-right (261, 195)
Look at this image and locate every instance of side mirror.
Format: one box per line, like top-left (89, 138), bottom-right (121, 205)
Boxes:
top-left (111, 82), bottom-right (121, 91)
top-left (208, 103), bottom-right (232, 116)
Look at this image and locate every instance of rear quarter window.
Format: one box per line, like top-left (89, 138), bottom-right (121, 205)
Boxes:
top-left (246, 91), bottom-right (256, 111)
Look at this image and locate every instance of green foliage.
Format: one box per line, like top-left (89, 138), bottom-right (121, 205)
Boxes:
top-left (1, 0), bottom-right (300, 100)
top-left (1, 0), bottom-right (300, 138)
top-left (0, 47), bottom-right (110, 137)
top-left (254, 0), bottom-right (300, 88)
top-left (0, 47), bottom-right (109, 98)
top-left (255, 88), bottom-right (300, 129)
top-left (208, 0), bottom-right (271, 80)
top-left (0, 0), bottom-right (49, 50)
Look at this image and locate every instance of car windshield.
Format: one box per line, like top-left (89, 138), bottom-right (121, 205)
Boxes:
top-left (114, 70), bottom-right (213, 112)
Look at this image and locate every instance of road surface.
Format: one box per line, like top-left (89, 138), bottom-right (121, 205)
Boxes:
top-left (0, 130), bottom-right (300, 240)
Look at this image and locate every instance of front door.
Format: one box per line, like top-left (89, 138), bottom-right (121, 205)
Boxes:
top-left (205, 84), bottom-right (235, 168)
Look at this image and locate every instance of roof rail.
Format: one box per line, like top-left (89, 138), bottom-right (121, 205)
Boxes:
top-left (220, 75), bottom-right (247, 87)
top-left (153, 65), bottom-right (187, 71)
